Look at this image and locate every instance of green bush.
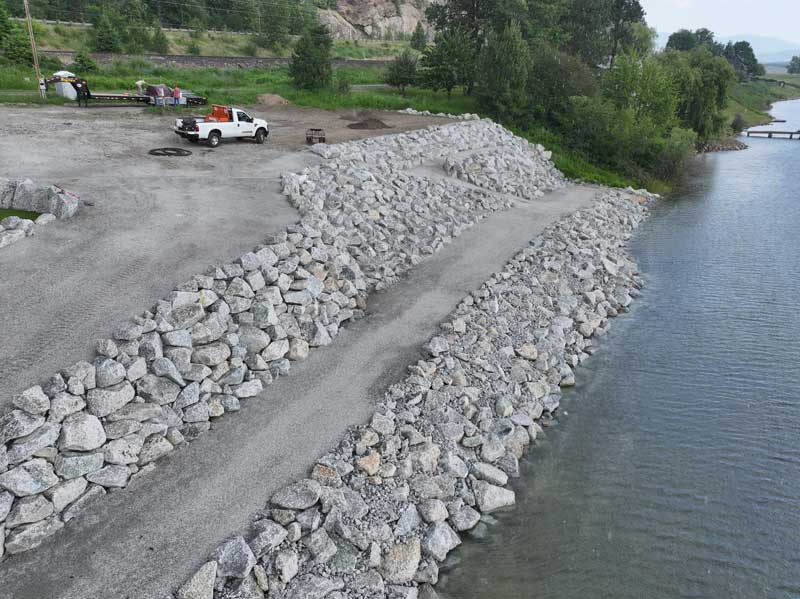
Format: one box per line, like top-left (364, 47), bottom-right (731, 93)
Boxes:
top-left (242, 40), bottom-right (259, 57)
top-left (557, 96), bottom-right (696, 182)
top-left (333, 70), bottom-right (352, 94)
top-left (73, 49), bottom-right (99, 73)
top-left (187, 41), bottom-right (201, 56)
top-left (731, 113), bottom-right (747, 133)
top-left (1, 26), bottom-right (31, 65)
top-left (385, 49), bottom-right (418, 94)
top-left (527, 40), bottom-right (597, 118)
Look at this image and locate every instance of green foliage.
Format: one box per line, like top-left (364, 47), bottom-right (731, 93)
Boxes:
top-left (242, 39), bottom-right (260, 57)
top-left (477, 22), bottom-right (528, 123)
top-left (333, 70), bottom-right (352, 94)
top-left (289, 23), bottom-right (333, 90)
top-left (731, 113), bottom-right (747, 133)
top-left (1, 26), bottom-right (31, 65)
top-left (90, 14), bottom-right (123, 53)
top-left (666, 29), bottom-right (700, 52)
top-left (557, 95), bottom-right (696, 182)
top-left (385, 48), bottom-right (418, 94)
top-left (425, 0), bottom-right (527, 69)
top-left (602, 52), bottom-right (678, 128)
top-left (607, 0), bottom-right (645, 65)
top-left (527, 40), bottom-right (597, 117)
top-left (410, 22), bottom-right (427, 51)
top-left (722, 41), bottom-right (763, 79)
top-left (255, 0), bottom-right (290, 50)
top-left (658, 47), bottom-right (737, 140)
top-left (73, 49), bottom-right (99, 73)
top-left (187, 41), bottom-right (201, 56)
top-left (790, 56), bottom-right (800, 75)
top-left (419, 28), bottom-right (475, 98)
top-left (0, 1), bottom-right (12, 43)
top-left (150, 26), bottom-right (170, 54)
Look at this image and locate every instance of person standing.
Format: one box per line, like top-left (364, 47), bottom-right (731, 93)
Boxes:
top-left (173, 84), bottom-right (181, 109)
top-left (72, 78), bottom-right (90, 108)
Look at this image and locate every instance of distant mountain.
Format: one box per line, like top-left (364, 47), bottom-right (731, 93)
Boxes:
top-left (719, 35), bottom-right (800, 63)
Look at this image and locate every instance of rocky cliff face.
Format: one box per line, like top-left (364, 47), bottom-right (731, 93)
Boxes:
top-left (320, 0), bottom-right (437, 39)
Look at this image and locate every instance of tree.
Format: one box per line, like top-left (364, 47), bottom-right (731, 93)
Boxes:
top-left (666, 29), bottom-right (698, 52)
top-left (789, 56), bottom-right (800, 75)
top-left (419, 28), bottom-right (475, 98)
top-left (289, 23), bottom-right (333, 90)
top-left (602, 52), bottom-right (678, 128)
top-left (90, 14), bottom-right (123, 53)
top-left (150, 26), bottom-right (170, 54)
top-left (608, 0), bottom-right (645, 65)
top-left (385, 49), bottom-right (418, 94)
top-left (658, 46), bottom-right (737, 140)
top-left (722, 41), bottom-right (763, 79)
top-left (477, 22), bottom-right (529, 122)
top-left (561, 0), bottom-right (611, 66)
top-left (528, 40), bottom-right (597, 118)
top-left (255, 0), bottom-right (290, 50)
top-left (410, 22), bottom-right (427, 51)
top-left (426, 0), bottom-right (527, 72)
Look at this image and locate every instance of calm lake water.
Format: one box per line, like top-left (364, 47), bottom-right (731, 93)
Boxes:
top-left (440, 99), bottom-right (800, 599)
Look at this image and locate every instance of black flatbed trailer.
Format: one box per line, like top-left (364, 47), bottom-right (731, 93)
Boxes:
top-left (90, 92), bottom-right (152, 103)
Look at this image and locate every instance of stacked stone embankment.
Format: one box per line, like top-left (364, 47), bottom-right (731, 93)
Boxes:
top-left (174, 188), bottom-right (656, 599)
top-left (444, 144), bottom-right (565, 200)
top-left (0, 120), bottom-right (564, 559)
top-left (0, 178), bottom-right (81, 250)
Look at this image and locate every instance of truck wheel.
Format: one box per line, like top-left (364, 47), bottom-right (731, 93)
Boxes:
top-left (255, 128), bottom-right (267, 144)
top-left (207, 131), bottom-right (221, 148)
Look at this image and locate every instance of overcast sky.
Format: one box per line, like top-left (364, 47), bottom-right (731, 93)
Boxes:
top-left (640, 0), bottom-right (800, 44)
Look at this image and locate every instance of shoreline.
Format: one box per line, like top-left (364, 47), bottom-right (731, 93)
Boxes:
top-left (173, 186), bottom-right (657, 599)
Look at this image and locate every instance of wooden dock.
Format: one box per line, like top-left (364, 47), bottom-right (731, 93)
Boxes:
top-left (746, 130), bottom-right (800, 139)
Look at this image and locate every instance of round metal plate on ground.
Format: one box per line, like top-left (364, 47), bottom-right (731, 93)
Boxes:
top-left (148, 147), bottom-right (192, 157)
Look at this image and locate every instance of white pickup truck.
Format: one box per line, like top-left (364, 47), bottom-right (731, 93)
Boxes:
top-left (174, 104), bottom-right (269, 147)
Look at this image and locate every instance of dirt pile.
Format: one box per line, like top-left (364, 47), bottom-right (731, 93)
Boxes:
top-left (347, 118), bottom-right (392, 130)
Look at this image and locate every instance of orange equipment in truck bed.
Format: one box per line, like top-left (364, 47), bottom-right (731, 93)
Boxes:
top-left (207, 104), bottom-right (232, 122)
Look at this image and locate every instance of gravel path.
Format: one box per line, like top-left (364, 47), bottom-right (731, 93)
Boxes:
top-left (0, 184), bottom-right (597, 599)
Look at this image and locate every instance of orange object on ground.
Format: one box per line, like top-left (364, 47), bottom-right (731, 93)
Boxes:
top-left (207, 104), bottom-right (232, 122)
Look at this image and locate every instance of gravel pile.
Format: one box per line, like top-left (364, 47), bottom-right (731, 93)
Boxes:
top-left (174, 188), bottom-right (657, 599)
top-left (0, 120), bottom-right (563, 560)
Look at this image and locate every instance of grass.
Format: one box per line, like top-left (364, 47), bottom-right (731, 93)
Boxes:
top-left (0, 208), bottom-right (39, 220)
top-left (20, 55), bottom-right (783, 193)
top-left (725, 78), bottom-right (800, 129)
top-left (32, 21), bottom-right (409, 60)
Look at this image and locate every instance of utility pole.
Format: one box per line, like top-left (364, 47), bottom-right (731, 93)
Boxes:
top-left (22, 0), bottom-right (46, 101)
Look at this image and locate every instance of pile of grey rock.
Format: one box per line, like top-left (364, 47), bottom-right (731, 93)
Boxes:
top-left (443, 144), bottom-right (566, 200)
top-left (285, 122), bottom-right (525, 291)
top-left (0, 178), bottom-right (80, 250)
top-left (398, 108), bottom-right (480, 121)
top-left (0, 121), bottom-right (556, 560)
top-left (173, 188), bottom-right (657, 599)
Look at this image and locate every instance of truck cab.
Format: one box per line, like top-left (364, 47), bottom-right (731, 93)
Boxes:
top-left (174, 105), bottom-right (269, 147)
